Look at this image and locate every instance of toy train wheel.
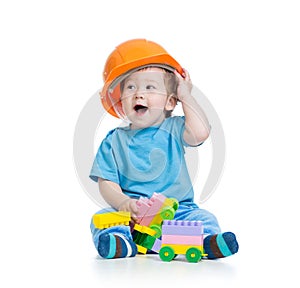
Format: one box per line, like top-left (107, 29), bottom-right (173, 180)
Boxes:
top-left (149, 224), bottom-right (162, 238)
top-left (159, 246), bottom-right (175, 262)
top-left (186, 247), bottom-right (202, 263)
top-left (160, 207), bottom-right (175, 220)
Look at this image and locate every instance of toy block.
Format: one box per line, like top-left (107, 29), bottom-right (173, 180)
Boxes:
top-left (136, 193), bottom-right (178, 227)
top-left (140, 234), bottom-right (156, 250)
top-left (149, 205), bottom-right (175, 227)
top-left (134, 235), bottom-right (161, 254)
top-left (161, 235), bottom-right (204, 246)
top-left (92, 211), bottom-right (131, 229)
top-left (133, 232), bottom-right (155, 250)
top-left (132, 231), bottom-right (145, 247)
top-left (152, 192), bottom-right (168, 203)
top-left (164, 197), bottom-right (178, 209)
top-left (135, 197), bottom-right (152, 223)
top-left (143, 193), bottom-right (178, 226)
top-left (132, 231), bottom-right (157, 253)
top-left (147, 223), bottom-right (162, 238)
top-left (152, 238), bottom-right (162, 253)
top-left (136, 244), bottom-right (147, 254)
top-left (161, 243), bottom-right (204, 255)
top-left (133, 224), bottom-right (157, 236)
top-left (159, 245), bottom-right (205, 263)
top-left (139, 193), bottom-right (166, 226)
top-left (148, 212), bottom-right (163, 228)
top-left (162, 220), bottom-right (203, 236)
top-left (159, 219), bottom-right (206, 263)
top-left (132, 223), bottom-right (162, 253)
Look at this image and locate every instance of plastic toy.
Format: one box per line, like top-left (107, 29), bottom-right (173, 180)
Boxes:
top-left (132, 193), bottom-right (178, 254)
top-left (159, 220), bottom-right (207, 263)
top-left (92, 211), bottom-right (131, 229)
top-left (132, 224), bottom-right (162, 254)
top-left (135, 192), bottom-right (179, 238)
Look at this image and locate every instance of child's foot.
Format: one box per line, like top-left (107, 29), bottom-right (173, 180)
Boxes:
top-left (98, 232), bottom-right (138, 259)
top-left (204, 232), bottom-right (239, 259)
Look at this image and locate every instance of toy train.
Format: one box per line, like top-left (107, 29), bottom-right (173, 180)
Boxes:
top-left (159, 220), bottom-right (205, 262)
top-left (92, 193), bottom-right (206, 263)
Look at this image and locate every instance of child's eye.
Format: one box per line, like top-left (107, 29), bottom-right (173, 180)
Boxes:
top-left (146, 85), bottom-right (156, 90)
top-left (126, 84), bottom-right (136, 90)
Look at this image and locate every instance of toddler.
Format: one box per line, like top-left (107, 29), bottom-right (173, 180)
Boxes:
top-left (90, 39), bottom-right (239, 260)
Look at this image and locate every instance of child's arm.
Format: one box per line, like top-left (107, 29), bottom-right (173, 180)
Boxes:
top-left (98, 178), bottom-right (138, 220)
top-left (175, 69), bottom-right (210, 146)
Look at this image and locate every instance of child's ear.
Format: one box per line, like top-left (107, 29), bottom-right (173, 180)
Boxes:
top-left (165, 94), bottom-right (177, 111)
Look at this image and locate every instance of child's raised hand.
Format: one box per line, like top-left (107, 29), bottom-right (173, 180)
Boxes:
top-left (118, 198), bottom-right (139, 222)
top-left (174, 68), bottom-right (193, 101)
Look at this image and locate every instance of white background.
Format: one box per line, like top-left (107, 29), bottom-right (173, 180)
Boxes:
top-left (1, 0), bottom-right (299, 286)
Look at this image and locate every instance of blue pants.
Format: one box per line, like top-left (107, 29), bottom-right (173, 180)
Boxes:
top-left (90, 204), bottom-right (221, 252)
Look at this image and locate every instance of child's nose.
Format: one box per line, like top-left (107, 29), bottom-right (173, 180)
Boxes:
top-left (135, 89), bottom-right (145, 99)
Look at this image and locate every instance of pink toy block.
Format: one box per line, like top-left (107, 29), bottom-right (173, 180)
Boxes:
top-left (137, 193), bottom-right (167, 226)
top-left (161, 235), bottom-right (204, 245)
top-left (140, 205), bottom-right (163, 226)
top-left (151, 192), bottom-right (167, 203)
top-left (162, 220), bottom-right (204, 236)
top-left (136, 197), bottom-right (151, 223)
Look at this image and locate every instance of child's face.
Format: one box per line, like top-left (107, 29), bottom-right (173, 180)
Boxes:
top-left (121, 67), bottom-right (176, 129)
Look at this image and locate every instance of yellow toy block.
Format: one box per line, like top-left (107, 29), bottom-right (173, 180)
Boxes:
top-left (136, 244), bottom-right (148, 254)
top-left (164, 197), bottom-right (177, 209)
top-left (149, 212), bottom-right (163, 228)
top-left (133, 224), bottom-right (157, 236)
top-left (161, 243), bottom-right (204, 255)
top-left (92, 211), bottom-right (131, 229)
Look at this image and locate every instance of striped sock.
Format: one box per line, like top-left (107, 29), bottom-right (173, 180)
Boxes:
top-left (204, 232), bottom-right (239, 259)
top-left (98, 232), bottom-right (138, 259)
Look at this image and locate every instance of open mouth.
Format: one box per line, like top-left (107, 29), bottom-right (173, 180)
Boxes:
top-left (133, 104), bottom-right (148, 114)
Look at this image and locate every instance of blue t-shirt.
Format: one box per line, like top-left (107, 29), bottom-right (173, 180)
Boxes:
top-left (90, 116), bottom-right (199, 205)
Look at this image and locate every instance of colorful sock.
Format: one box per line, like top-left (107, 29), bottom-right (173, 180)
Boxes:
top-left (98, 232), bottom-right (138, 259)
top-left (204, 232), bottom-right (239, 259)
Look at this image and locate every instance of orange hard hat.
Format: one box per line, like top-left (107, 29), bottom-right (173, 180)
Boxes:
top-left (100, 38), bottom-right (184, 118)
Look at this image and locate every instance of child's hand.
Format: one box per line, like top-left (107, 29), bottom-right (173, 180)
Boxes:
top-left (175, 68), bottom-right (193, 101)
top-left (118, 198), bottom-right (139, 222)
